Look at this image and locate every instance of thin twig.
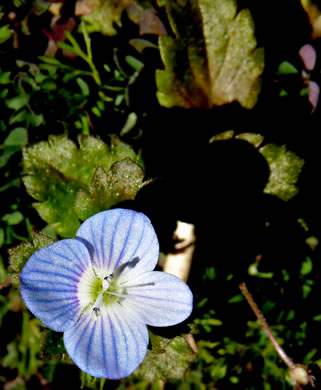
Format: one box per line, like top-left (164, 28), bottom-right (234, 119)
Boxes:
top-left (239, 281), bottom-right (295, 370)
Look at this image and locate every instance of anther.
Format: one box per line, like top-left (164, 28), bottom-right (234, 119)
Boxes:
top-left (103, 273), bottom-right (114, 291)
top-left (92, 307), bottom-right (101, 317)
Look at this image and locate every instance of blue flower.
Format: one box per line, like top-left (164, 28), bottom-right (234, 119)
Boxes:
top-left (20, 209), bottom-right (193, 379)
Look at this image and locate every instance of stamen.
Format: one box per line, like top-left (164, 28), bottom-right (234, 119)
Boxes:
top-left (106, 287), bottom-right (153, 299)
top-left (103, 274), bottom-right (114, 291)
top-left (119, 282), bottom-right (155, 288)
top-left (94, 293), bottom-right (103, 308)
top-left (92, 307), bottom-right (101, 318)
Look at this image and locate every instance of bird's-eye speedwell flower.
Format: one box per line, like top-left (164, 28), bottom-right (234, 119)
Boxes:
top-left (20, 209), bottom-right (193, 379)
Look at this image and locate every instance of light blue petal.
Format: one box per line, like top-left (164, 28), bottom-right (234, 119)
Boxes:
top-left (20, 239), bottom-right (92, 332)
top-left (64, 303), bottom-right (149, 379)
top-left (76, 209), bottom-right (159, 277)
top-left (121, 271), bottom-right (193, 327)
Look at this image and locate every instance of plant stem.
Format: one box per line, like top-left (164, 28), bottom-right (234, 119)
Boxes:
top-left (239, 281), bottom-right (295, 370)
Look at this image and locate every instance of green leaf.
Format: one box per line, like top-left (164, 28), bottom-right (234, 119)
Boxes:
top-left (277, 61), bottom-right (299, 75)
top-left (3, 128), bottom-right (27, 147)
top-left (156, 0), bottom-right (264, 109)
top-left (1, 211), bottom-right (24, 226)
top-left (133, 332), bottom-right (196, 382)
top-left (235, 132), bottom-right (264, 148)
top-left (57, 42), bottom-right (81, 57)
top-left (120, 112), bottom-right (138, 136)
top-left (40, 329), bottom-right (70, 361)
top-left (6, 95), bottom-right (30, 111)
top-left (0, 25), bottom-right (11, 44)
top-left (8, 232), bottom-right (55, 287)
top-left (301, 256), bottom-right (313, 276)
top-left (76, 77), bottom-right (90, 96)
top-left (74, 158), bottom-right (145, 221)
top-left (82, 0), bottom-right (129, 36)
top-left (0, 71), bottom-right (11, 84)
top-left (9, 109), bottom-right (28, 125)
top-left (259, 144), bottom-right (305, 201)
top-left (23, 135), bottom-right (143, 237)
top-left (38, 56), bottom-right (63, 65)
top-left (125, 55), bottom-right (144, 71)
top-left (0, 148), bottom-right (18, 168)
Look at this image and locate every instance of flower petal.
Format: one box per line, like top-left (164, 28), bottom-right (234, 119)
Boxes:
top-left (121, 271), bottom-right (193, 327)
top-left (20, 239), bottom-right (92, 332)
top-left (64, 302), bottom-right (149, 379)
top-left (76, 209), bottom-right (159, 277)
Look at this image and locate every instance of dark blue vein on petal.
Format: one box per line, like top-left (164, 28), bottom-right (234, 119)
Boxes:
top-left (138, 232), bottom-right (156, 263)
top-left (112, 305), bottom-right (129, 375)
top-left (24, 296), bottom-right (76, 304)
top-left (86, 320), bottom-right (97, 372)
top-left (108, 308), bottom-right (120, 378)
top-left (119, 306), bottom-right (141, 370)
top-left (90, 219), bottom-right (100, 269)
top-left (66, 245), bottom-right (89, 271)
top-left (108, 212), bottom-right (122, 271)
top-left (39, 301), bottom-right (79, 313)
top-left (46, 250), bottom-right (84, 274)
top-left (20, 279), bottom-right (75, 289)
top-left (128, 218), bottom-right (146, 263)
top-left (31, 257), bottom-right (83, 278)
top-left (114, 213), bottom-right (135, 271)
top-left (100, 213), bottom-right (107, 269)
top-left (22, 269), bottom-right (79, 283)
top-left (21, 285), bottom-right (76, 294)
top-left (73, 315), bottom-right (91, 358)
top-left (50, 309), bottom-right (74, 324)
top-left (100, 315), bottom-right (107, 375)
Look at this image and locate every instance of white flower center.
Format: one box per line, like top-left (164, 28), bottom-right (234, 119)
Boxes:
top-left (92, 274), bottom-right (114, 317)
top-left (76, 256), bottom-right (154, 321)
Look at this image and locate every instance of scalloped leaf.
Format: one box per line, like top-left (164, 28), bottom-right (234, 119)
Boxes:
top-left (74, 158), bottom-right (145, 221)
top-left (133, 332), bottom-right (196, 382)
top-left (23, 135), bottom-right (142, 237)
top-left (259, 144), bottom-right (305, 201)
top-left (77, 0), bottom-right (129, 36)
top-left (78, 0), bottom-right (165, 36)
top-left (156, 0), bottom-right (264, 109)
top-left (8, 233), bottom-right (55, 287)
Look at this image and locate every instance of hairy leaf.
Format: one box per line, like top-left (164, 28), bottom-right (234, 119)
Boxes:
top-left (23, 135), bottom-right (142, 237)
top-left (74, 158), bottom-right (145, 221)
top-left (156, 0), bottom-right (264, 109)
top-left (40, 329), bottom-right (71, 362)
top-left (133, 332), bottom-right (196, 382)
top-left (8, 233), bottom-right (55, 287)
top-left (78, 0), bottom-right (129, 36)
top-left (259, 144), bottom-right (305, 201)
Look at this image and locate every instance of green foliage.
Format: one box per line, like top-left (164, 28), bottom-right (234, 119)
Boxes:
top-left (1, 310), bottom-right (42, 379)
top-left (75, 158), bottom-right (145, 220)
top-left (259, 144), bottom-right (305, 201)
top-left (211, 131), bottom-right (305, 202)
top-left (23, 135), bottom-right (144, 237)
top-left (1, 0), bottom-right (321, 388)
top-left (40, 329), bottom-right (70, 362)
top-left (57, 22), bottom-right (101, 85)
top-left (0, 127), bottom-right (28, 168)
top-left (156, 0), bottom-right (264, 109)
top-left (277, 61), bottom-right (299, 75)
top-left (8, 232), bottom-right (55, 287)
top-left (133, 332), bottom-right (196, 382)
top-left (81, 0), bottom-right (130, 36)
top-left (0, 7), bottom-right (11, 44)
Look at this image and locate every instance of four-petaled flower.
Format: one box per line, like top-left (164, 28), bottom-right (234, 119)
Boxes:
top-left (20, 209), bottom-right (193, 379)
